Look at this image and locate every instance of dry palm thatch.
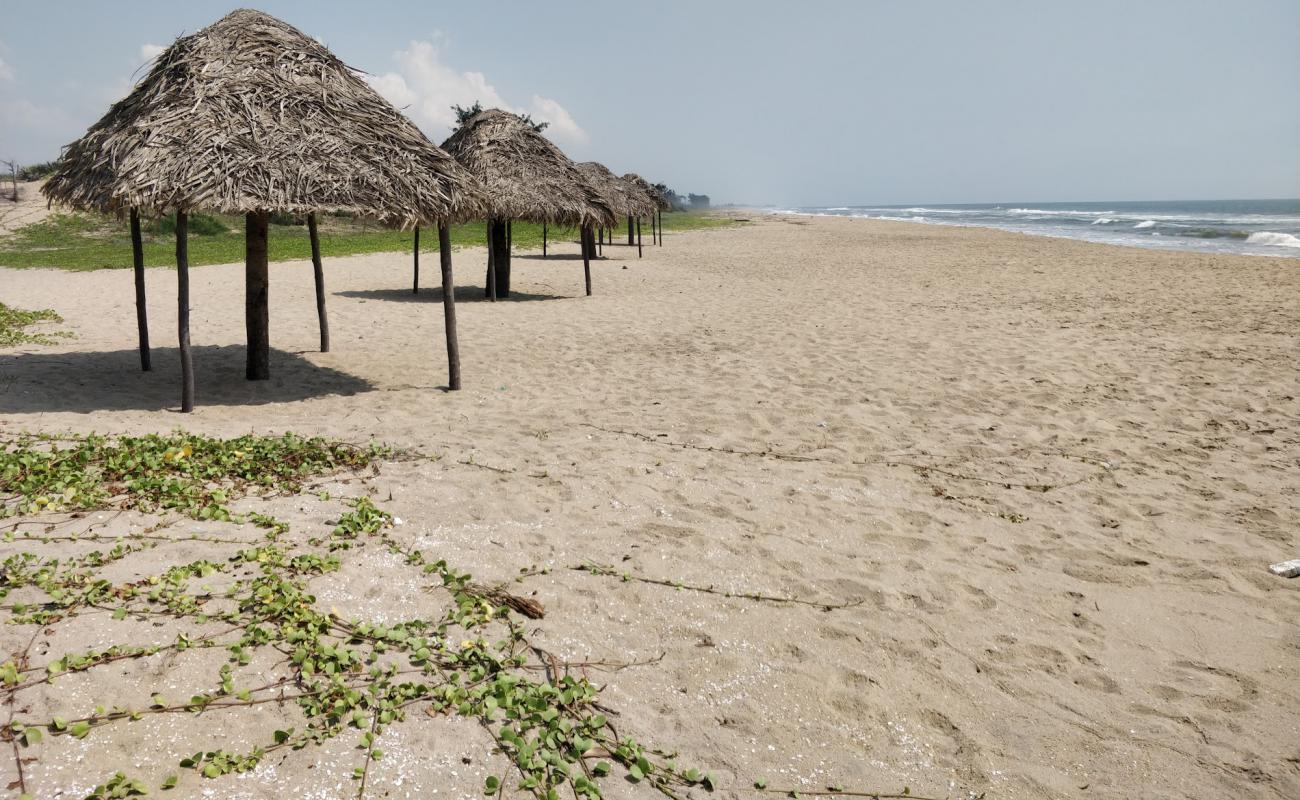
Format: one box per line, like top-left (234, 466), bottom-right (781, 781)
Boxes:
top-left (623, 173), bottom-right (672, 213)
top-left (442, 109), bottom-right (615, 228)
top-left (576, 162), bottom-right (655, 219)
top-left (42, 8), bottom-right (483, 227)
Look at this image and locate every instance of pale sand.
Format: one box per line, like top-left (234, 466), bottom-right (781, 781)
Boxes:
top-left (1, 216), bottom-right (1298, 799)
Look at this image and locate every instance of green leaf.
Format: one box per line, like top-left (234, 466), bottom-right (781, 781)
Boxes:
top-left (628, 765), bottom-right (644, 782)
top-left (484, 775), bottom-right (501, 794)
top-left (161, 774), bottom-right (178, 790)
top-left (22, 727), bottom-right (42, 746)
top-left (70, 721), bottom-right (91, 739)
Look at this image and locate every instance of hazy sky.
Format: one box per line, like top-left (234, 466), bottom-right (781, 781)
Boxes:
top-left (2, 0), bottom-right (1296, 205)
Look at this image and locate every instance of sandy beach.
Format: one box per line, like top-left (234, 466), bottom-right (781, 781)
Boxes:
top-left (2, 214), bottom-right (1298, 799)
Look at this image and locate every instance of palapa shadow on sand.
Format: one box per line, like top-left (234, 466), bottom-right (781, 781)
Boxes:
top-left (0, 345), bottom-right (372, 414)
top-left (513, 252), bottom-right (615, 262)
top-left (338, 287), bottom-right (571, 303)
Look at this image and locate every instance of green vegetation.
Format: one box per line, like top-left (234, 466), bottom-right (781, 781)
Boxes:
top-left (0, 432), bottom-right (713, 799)
top-left (0, 210), bottom-right (742, 271)
top-left (0, 302), bottom-right (71, 347)
top-left (16, 161), bottom-right (59, 182)
top-left (0, 431), bottom-right (386, 522)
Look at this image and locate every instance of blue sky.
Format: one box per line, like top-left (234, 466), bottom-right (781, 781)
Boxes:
top-left (1, 0), bottom-right (1296, 205)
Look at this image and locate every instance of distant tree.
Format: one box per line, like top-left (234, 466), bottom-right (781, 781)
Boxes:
top-left (1, 160), bottom-right (16, 201)
top-left (517, 113), bottom-right (549, 133)
top-left (452, 102), bottom-right (484, 124)
top-left (687, 193), bottom-right (711, 210)
top-left (18, 161), bottom-right (60, 181)
top-left (450, 102), bottom-right (548, 132)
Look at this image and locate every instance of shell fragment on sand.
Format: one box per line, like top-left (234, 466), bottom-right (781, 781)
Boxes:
top-left (1268, 559), bottom-right (1300, 578)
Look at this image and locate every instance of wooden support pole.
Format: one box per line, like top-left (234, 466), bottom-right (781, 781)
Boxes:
top-left (129, 208), bottom-right (151, 371)
top-left (543, 223), bottom-right (548, 258)
top-left (245, 210), bottom-right (270, 380)
top-left (412, 224), bottom-right (420, 294)
top-left (438, 222), bottom-right (460, 390)
top-left (487, 218), bottom-right (511, 298)
top-left (507, 219), bottom-right (512, 252)
top-left (582, 224), bottom-right (592, 296)
top-left (627, 215), bottom-right (634, 245)
top-left (650, 213), bottom-right (656, 246)
top-left (176, 212), bottom-right (194, 413)
top-left (597, 226), bottom-right (602, 257)
top-left (486, 220), bottom-right (497, 301)
top-left (659, 210), bottom-right (664, 247)
top-left (636, 218), bottom-right (642, 258)
top-left (308, 213), bottom-right (329, 352)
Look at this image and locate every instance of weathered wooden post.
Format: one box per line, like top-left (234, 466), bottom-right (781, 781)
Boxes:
top-left (636, 218), bottom-right (642, 258)
top-left (308, 213), bottom-right (329, 352)
top-left (438, 222), bottom-right (460, 390)
top-left (176, 212), bottom-right (194, 412)
top-left (412, 224), bottom-right (420, 294)
top-left (627, 215), bottom-right (634, 245)
top-left (486, 220), bottom-right (497, 301)
top-left (488, 218), bottom-right (511, 297)
top-left (543, 223), bottom-right (548, 258)
top-left (582, 225), bottom-right (592, 296)
top-left (129, 208), bottom-right (151, 371)
top-left (245, 210), bottom-right (270, 380)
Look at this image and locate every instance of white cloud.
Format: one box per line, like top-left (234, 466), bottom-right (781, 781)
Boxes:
top-left (365, 39), bottom-right (587, 147)
top-left (528, 94), bottom-right (588, 145)
top-left (0, 54), bottom-right (12, 82)
top-left (140, 43), bottom-right (165, 63)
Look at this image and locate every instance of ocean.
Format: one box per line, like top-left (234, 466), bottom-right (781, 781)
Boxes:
top-left (773, 199), bottom-right (1300, 257)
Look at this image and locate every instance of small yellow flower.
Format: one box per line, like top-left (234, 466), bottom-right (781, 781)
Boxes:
top-left (460, 639), bottom-right (476, 650)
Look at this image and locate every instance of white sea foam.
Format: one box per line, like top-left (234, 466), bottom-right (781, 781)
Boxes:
top-left (1009, 208), bottom-right (1114, 217)
top-left (1246, 231), bottom-right (1300, 248)
top-left (1091, 218), bottom-right (1113, 225)
top-left (1134, 220), bottom-right (1156, 229)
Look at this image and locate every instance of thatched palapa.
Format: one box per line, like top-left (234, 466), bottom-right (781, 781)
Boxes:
top-left (624, 171), bottom-right (676, 249)
top-left (624, 173), bottom-right (672, 214)
top-left (43, 9), bottom-right (481, 226)
top-left (441, 109), bottom-right (612, 227)
top-left (42, 8), bottom-right (481, 411)
top-left (442, 108), bottom-right (615, 298)
top-left (576, 162), bottom-right (656, 220)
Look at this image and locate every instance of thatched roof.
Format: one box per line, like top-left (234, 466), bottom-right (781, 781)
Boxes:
top-left (575, 162), bottom-right (655, 218)
top-left (43, 9), bottom-right (482, 226)
top-left (441, 109), bottom-right (614, 227)
top-left (623, 173), bottom-right (672, 212)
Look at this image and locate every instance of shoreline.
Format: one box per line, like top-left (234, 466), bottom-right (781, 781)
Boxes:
top-left (762, 205), bottom-right (1300, 259)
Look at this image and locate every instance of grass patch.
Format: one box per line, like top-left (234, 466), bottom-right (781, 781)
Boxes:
top-left (0, 211), bottom-right (742, 271)
top-left (0, 302), bottom-right (71, 347)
